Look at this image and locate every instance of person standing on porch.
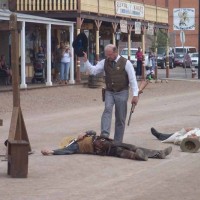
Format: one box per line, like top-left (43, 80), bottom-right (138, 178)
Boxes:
top-left (60, 44), bottom-right (71, 84)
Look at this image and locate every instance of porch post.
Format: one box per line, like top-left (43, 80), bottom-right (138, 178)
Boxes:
top-left (76, 16), bottom-right (83, 83)
top-left (95, 30), bottom-right (100, 62)
top-left (69, 25), bottom-right (75, 84)
top-left (142, 26), bottom-right (146, 80)
top-left (20, 21), bottom-right (27, 89)
top-left (166, 29), bottom-right (169, 78)
top-left (95, 20), bottom-right (102, 62)
top-left (46, 23), bottom-right (52, 86)
top-left (154, 28), bottom-right (158, 80)
top-left (112, 23), bottom-right (118, 46)
top-left (128, 25), bottom-right (133, 61)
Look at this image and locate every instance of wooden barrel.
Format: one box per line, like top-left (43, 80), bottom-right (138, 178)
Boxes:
top-left (88, 75), bottom-right (104, 88)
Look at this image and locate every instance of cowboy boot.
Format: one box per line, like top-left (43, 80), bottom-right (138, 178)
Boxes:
top-left (138, 146), bottom-right (172, 159)
top-left (154, 146), bottom-right (173, 159)
top-left (151, 127), bottom-right (173, 141)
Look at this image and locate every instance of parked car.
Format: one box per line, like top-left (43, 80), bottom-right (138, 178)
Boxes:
top-left (156, 52), bottom-right (174, 69)
top-left (190, 53), bottom-right (199, 68)
top-left (174, 53), bottom-right (192, 68)
top-left (120, 48), bottom-right (148, 68)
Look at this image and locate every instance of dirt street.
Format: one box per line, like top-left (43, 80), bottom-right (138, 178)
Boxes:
top-left (0, 80), bottom-right (200, 200)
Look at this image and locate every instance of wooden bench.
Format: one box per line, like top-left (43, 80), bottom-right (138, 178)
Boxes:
top-left (0, 119), bottom-right (2, 126)
top-left (7, 139), bottom-right (29, 178)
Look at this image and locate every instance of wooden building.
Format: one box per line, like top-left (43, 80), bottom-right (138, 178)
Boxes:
top-left (8, 0), bottom-right (169, 82)
top-left (0, 7), bottom-right (74, 88)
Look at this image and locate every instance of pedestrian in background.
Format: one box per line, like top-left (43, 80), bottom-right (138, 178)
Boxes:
top-left (135, 47), bottom-right (143, 80)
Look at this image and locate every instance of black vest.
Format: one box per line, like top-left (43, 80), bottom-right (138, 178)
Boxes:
top-left (104, 56), bottom-right (129, 92)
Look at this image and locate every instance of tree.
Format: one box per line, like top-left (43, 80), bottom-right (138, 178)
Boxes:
top-left (147, 29), bottom-right (169, 53)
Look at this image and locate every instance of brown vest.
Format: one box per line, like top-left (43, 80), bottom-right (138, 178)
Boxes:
top-left (104, 56), bottom-right (129, 92)
top-left (77, 137), bottom-right (94, 153)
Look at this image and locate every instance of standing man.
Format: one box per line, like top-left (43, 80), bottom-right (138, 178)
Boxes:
top-left (83, 44), bottom-right (139, 142)
top-left (135, 47), bottom-right (143, 80)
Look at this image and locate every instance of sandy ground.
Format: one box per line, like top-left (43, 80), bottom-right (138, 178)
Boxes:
top-left (0, 79), bottom-right (200, 200)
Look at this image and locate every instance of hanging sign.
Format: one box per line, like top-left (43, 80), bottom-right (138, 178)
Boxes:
top-left (135, 21), bottom-right (141, 34)
top-left (120, 20), bottom-right (127, 33)
top-left (147, 23), bottom-right (154, 35)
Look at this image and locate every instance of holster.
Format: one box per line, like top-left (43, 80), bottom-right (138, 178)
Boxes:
top-left (93, 137), bottom-right (112, 155)
top-left (102, 87), bottom-right (105, 102)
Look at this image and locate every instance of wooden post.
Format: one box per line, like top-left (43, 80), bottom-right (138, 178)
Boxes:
top-left (141, 26), bottom-right (146, 80)
top-left (95, 20), bottom-right (102, 62)
top-left (8, 14), bottom-right (31, 178)
top-left (128, 25), bottom-right (133, 61)
top-left (8, 0), bottom-right (17, 12)
top-left (112, 23), bottom-right (118, 46)
top-left (76, 17), bottom-right (84, 83)
top-left (154, 28), bottom-right (158, 80)
top-left (166, 29), bottom-right (169, 78)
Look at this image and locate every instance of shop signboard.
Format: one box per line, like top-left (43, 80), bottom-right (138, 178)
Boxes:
top-left (116, 1), bottom-right (144, 19)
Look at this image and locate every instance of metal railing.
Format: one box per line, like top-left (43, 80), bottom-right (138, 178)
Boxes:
top-left (16, 0), bottom-right (77, 11)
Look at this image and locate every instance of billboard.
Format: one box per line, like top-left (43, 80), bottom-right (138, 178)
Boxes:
top-left (173, 8), bottom-right (195, 30)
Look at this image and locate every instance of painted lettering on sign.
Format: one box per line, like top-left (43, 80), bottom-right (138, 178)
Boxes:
top-left (173, 8), bottom-right (195, 30)
top-left (116, 1), bottom-right (144, 18)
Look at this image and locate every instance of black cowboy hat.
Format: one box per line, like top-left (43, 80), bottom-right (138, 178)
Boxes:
top-left (72, 32), bottom-right (88, 57)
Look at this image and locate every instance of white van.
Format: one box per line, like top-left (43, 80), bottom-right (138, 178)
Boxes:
top-left (174, 46), bottom-right (197, 55)
top-left (173, 46), bottom-right (196, 67)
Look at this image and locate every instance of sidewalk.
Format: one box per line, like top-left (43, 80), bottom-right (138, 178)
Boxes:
top-left (1, 67), bottom-right (199, 92)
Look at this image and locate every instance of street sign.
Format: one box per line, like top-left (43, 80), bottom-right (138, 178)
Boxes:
top-left (180, 30), bottom-right (185, 44)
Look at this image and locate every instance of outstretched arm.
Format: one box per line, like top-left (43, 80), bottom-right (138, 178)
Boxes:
top-left (77, 130), bottom-right (96, 140)
top-left (41, 149), bottom-right (54, 156)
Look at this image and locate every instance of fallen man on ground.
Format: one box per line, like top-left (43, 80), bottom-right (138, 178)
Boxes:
top-left (151, 127), bottom-right (200, 153)
top-left (41, 130), bottom-right (172, 161)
